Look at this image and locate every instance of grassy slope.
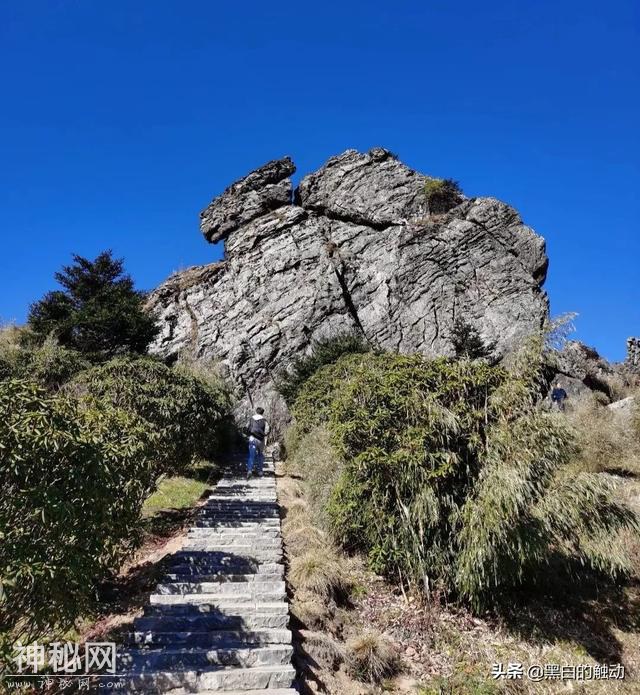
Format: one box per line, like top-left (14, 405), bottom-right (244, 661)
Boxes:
top-left (143, 473), bottom-right (211, 517)
top-left (278, 427), bottom-right (640, 695)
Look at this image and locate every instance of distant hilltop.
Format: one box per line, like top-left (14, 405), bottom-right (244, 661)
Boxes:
top-left (146, 147), bottom-right (549, 409)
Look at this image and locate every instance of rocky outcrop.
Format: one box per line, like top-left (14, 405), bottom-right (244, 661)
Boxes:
top-left (551, 340), bottom-right (617, 400)
top-left (147, 148), bottom-right (549, 411)
top-left (608, 395), bottom-right (636, 422)
top-left (200, 157), bottom-right (296, 244)
top-left (627, 338), bottom-right (640, 371)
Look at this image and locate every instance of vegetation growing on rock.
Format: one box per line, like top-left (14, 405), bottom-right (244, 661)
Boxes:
top-left (278, 332), bottom-right (370, 406)
top-left (423, 177), bottom-right (463, 214)
top-left (449, 318), bottom-right (497, 361)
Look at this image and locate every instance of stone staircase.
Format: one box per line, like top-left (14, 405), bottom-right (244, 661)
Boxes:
top-left (116, 456), bottom-right (297, 693)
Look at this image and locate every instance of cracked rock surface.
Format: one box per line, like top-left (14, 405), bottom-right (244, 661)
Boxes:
top-left (147, 148), bottom-right (549, 412)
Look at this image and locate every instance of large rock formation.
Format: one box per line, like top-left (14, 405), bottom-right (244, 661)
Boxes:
top-left (147, 148), bottom-right (549, 412)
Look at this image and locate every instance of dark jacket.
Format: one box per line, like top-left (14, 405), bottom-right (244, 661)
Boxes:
top-left (551, 387), bottom-right (567, 402)
top-left (246, 414), bottom-right (268, 441)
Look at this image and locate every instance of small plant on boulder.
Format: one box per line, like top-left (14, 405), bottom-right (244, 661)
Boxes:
top-left (424, 177), bottom-right (463, 214)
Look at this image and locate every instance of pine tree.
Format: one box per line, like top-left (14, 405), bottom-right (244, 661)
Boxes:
top-left (450, 318), bottom-right (496, 360)
top-left (28, 251), bottom-right (159, 357)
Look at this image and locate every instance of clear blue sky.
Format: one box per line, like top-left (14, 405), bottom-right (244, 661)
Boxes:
top-left (1, 1), bottom-right (638, 361)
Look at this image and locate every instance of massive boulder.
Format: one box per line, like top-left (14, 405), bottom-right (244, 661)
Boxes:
top-left (147, 148), bottom-right (549, 414)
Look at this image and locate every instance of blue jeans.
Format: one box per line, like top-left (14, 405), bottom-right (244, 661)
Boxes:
top-left (247, 439), bottom-right (264, 475)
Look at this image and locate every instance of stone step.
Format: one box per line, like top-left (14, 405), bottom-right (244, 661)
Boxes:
top-left (180, 540), bottom-right (281, 549)
top-left (204, 500), bottom-right (278, 506)
top-left (144, 600), bottom-right (289, 617)
top-left (198, 506), bottom-right (278, 516)
top-left (156, 580), bottom-right (286, 596)
top-left (197, 512), bottom-right (281, 520)
top-left (183, 537), bottom-right (282, 547)
top-left (136, 611), bottom-right (290, 631)
top-left (163, 570), bottom-right (284, 582)
top-left (185, 533), bottom-right (282, 545)
top-left (200, 502), bottom-right (279, 509)
top-left (187, 526), bottom-right (282, 542)
top-left (119, 644), bottom-right (293, 670)
top-left (193, 519), bottom-right (280, 528)
top-left (200, 503), bottom-right (278, 508)
top-left (166, 564), bottom-right (262, 576)
top-left (179, 546), bottom-right (282, 560)
top-left (127, 628), bottom-right (292, 648)
top-left (121, 664), bottom-right (296, 692)
top-left (149, 591), bottom-right (287, 606)
top-left (207, 493), bottom-right (278, 499)
top-left (195, 518), bottom-right (280, 525)
top-left (170, 550), bottom-right (279, 564)
top-left (166, 560), bottom-right (284, 576)
top-left (214, 485), bottom-right (276, 490)
top-left (204, 502), bottom-right (278, 508)
top-left (182, 534), bottom-right (282, 552)
top-left (188, 526), bottom-right (280, 532)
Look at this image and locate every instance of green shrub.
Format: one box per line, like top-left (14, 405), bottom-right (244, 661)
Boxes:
top-left (277, 332), bottom-right (370, 406)
top-left (290, 347), bottom-right (638, 608)
top-left (74, 357), bottom-right (232, 473)
top-left (0, 379), bottom-right (155, 645)
top-left (21, 336), bottom-right (90, 390)
top-left (424, 177), bottom-right (463, 214)
top-left (1, 329), bottom-right (90, 391)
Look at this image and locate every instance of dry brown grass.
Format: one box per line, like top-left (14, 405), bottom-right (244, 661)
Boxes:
top-left (568, 392), bottom-right (640, 476)
top-left (346, 631), bottom-right (400, 684)
top-left (290, 589), bottom-right (333, 630)
top-left (281, 499), bottom-right (311, 533)
top-left (289, 550), bottom-right (349, 600)
top-left (277, 476), bottom-right (304, 500)
top-left (0, 323), bottom-right (23, 365)
top-left (285, 525), bottom-right (329, 556)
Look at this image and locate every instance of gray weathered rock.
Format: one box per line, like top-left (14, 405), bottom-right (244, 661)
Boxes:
top-left (552, 340), bottom-right (616, 400)
top-left (608, 395), bottom-right (636, 421)
top-left (297, 147), bottom-right (430, 227)
top-left (148, 148), bottom-right (549, 413)
top-left (627, 337), bottom-right (640, 371)
top-left (200, 157), bottom-right (295, 244)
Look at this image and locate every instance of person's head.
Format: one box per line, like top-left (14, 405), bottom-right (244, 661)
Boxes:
top-left (555, 382), bottom-right (561, 389)
top-left (256, 406), bottom-right (264, 415)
